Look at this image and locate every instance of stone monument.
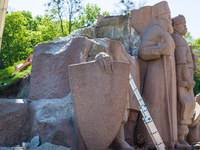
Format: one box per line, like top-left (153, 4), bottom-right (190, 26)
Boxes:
top-left (131, 1), bottom-right (178, 149)
top-left (1, 1), bottom-right (199, 150)
top-left (171, 15), bottom-right (196, 149)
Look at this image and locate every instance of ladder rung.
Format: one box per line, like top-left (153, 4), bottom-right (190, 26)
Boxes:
top-left (129, 74), bottom-right (165, 150)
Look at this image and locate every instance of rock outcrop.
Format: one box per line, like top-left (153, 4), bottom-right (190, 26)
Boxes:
top-left (29, 93), bottom-right (78, 148)
top-left (0, 99), bottom-right (30, 147)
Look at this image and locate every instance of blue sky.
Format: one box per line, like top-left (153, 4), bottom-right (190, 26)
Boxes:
top-left (8, 0), bottom-right (200, 39)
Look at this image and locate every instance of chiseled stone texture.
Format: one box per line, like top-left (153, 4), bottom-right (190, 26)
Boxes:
top-left (96, 14), bottom-right (141, 56)
top-left (29, 36), bottom-right (91, 100)
top-left (0, 142), bottom-right (71, 150)
top-left (28, 142), bottom-right (71, 150)
top-left (29, 93), bottom-right (78, 149)
top-left (0, 99), bottom-right (30, 147)
top-left (69, 61), bottom-right (129, 150)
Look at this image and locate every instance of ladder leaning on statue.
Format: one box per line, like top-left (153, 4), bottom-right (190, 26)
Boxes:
top-left (129, 74), bottom-right (166, 150)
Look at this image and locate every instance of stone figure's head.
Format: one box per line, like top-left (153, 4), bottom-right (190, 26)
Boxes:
top-left (172, 15), bottom-right (187, 36)
top-left (152, 1), bottom-right (173, 34)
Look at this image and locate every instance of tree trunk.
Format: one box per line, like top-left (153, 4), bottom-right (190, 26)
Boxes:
top-left (69, 13), bottom-right (72, 34)
top-left (59, 15), bottom-right (63, 33)
top-left (60, 19), bottom-right (63, 32)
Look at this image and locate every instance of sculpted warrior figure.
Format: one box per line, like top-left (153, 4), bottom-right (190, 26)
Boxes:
top-left (134, 1), bottom-right (178, 149)
top-left (171, 15), bottom-right (196, 149)
top-left (80, 39), bottom-right (138, 149)
top-left (94, 45), bottom-right (141, 150)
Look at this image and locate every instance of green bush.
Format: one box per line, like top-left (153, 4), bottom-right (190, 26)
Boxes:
top-left (0, 60), bottom-right (32, 90)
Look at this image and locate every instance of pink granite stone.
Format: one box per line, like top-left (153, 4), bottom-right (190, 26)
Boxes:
top-left (0, 99), bottom-right (30, 146)
top-left (69, 61), bottom-right (129, 150)
top-left (29, 37), bottom-right (92, 100)
top-left (134, 1), bottom-right (178, 149)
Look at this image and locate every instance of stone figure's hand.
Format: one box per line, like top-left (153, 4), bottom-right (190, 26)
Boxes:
top-left (158, 43), bottom-right (169, 55)
top-left (95, 52), bottom-right (113, 74)
top-left (186, 78), bottom-right (195, 92)
top-left (158, 33), bottom-right (169, 55)
top-left (178, 80), bottom-right (188, 87)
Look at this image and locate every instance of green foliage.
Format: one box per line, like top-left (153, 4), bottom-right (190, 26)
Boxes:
top-left (45, 0), bottom-right (83, 34)
top-left (0, 60), bottom-right (32, 90)
top-left (183, 32), bottom-right (194, 44)
top-left (0, 11), bottom-right (33, 69)
top-left (0, 11), bottom-right (68, 70)
top-left (102, 11), bottom-right (110, 16)
top-left (0, 4), bottom-right (110, 90)
top-left (192, 39), bottom-right (200, 95)
top-left (44, 0), bottom-right (66, 32)
top-left (75, 3), bottom-right (110, 28)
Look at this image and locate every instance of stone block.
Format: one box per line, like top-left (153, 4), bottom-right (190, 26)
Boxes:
top-left (0, 99), bottom-right (30, 147)
top-left (29, 37), bottom-right (91, 100)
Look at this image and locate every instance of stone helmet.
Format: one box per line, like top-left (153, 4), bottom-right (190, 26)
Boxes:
top-left (152, 1), bottom-right (170, 19)
top-left (172, 15), bottom-right (186, 27)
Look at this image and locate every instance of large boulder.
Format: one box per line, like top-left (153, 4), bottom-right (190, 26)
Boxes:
top-left (0, 99), bottom-right (30, 147)
top-left (29, 93), bottom-right (79, 149)
top-left (29, 36), bottom-right (91, 100)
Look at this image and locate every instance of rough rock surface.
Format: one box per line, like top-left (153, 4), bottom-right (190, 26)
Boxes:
top-left (96, 14), bottom-right (141, 56)
top-left (0, 74), bottom-right (30, 99)
top-left (30, 136), bottom-right (40, 147)
top-left (0, 142), bottom-right (71, 150)
top-left (29, 36), bottom-right (92, 100)
top-left (0, 82), bottom-right (20, 98)
top-left (0, 99), bottom-right (30, 147)
top-left (17, 74), bottom-right (30, 99)
top-left (29, 93), bottom-right (78, 149)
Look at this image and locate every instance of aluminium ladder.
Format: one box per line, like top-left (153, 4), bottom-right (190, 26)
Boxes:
top-left (129, 74), bottom-right (165, 150)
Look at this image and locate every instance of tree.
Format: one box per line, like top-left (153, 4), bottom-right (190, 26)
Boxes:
top-left (67, 0), bottom-right (82, 34)
top-left (0, 11), bottom-right (32, 69)
top-left (183, 32), bottom-right (194, 44)
top-left (44, 0), bottom-right (82, 34)
top-left (114, 0), bottom-right (147, 15)
top-left (75, 3), bottom-right (109, 28)
top-left (0, 11), bottom-right (61, 69)
top-left (37, 14), bottom-right (60, 41)
top-left (44, 0), bottom-right (66, 32)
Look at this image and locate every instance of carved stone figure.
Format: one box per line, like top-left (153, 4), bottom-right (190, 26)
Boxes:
top-left (80, 39), bottom-right (137, 150)
top-left (171, 15), bottom-right (196, 149)
top-left (95, 15), bottom-right (145, 148)
top-left (132, 1), bottom-right (178, 149)
top-left (69, 60), bottom-right (130, 150)
top-left (186, 45), bottom-right (199, 144)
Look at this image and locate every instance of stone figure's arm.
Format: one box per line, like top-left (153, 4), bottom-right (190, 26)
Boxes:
top-left (175, 46), bottom-right (195, 92)
top-left (95, 52), bottom-right (113, 74)
top-left (189, 44), bottom-right (198, 72)
top-left (80, 40), bottom-right (93, 63)
top-left (139, 33), bottom-right (170, 61)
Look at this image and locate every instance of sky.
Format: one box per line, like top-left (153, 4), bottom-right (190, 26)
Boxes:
top-left (7, 0), bottom-right (200, 39)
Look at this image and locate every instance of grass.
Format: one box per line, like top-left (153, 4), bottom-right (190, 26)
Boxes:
top-left (0, 60), bottom-right (32, 90)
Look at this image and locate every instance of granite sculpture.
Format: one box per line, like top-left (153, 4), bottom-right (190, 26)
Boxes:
top-left (1, 1), bottom-right (199, 150)
top-left (171, 15), bottom-right (196, 149)
top-left (79, 38), bottom-right (139, 150)
top-left (132, 1), bottom-right (177, 149)
top-left (186, 94), bottom-right (200, 145)
top-left (69, 61), bottom-right (130, 150)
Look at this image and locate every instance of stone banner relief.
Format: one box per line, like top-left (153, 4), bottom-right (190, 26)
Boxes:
top-left (0, 1), bottom-right (200, 150)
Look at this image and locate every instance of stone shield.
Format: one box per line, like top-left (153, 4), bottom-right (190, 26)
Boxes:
top-left (69, 61), bottom-right (129, 150)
